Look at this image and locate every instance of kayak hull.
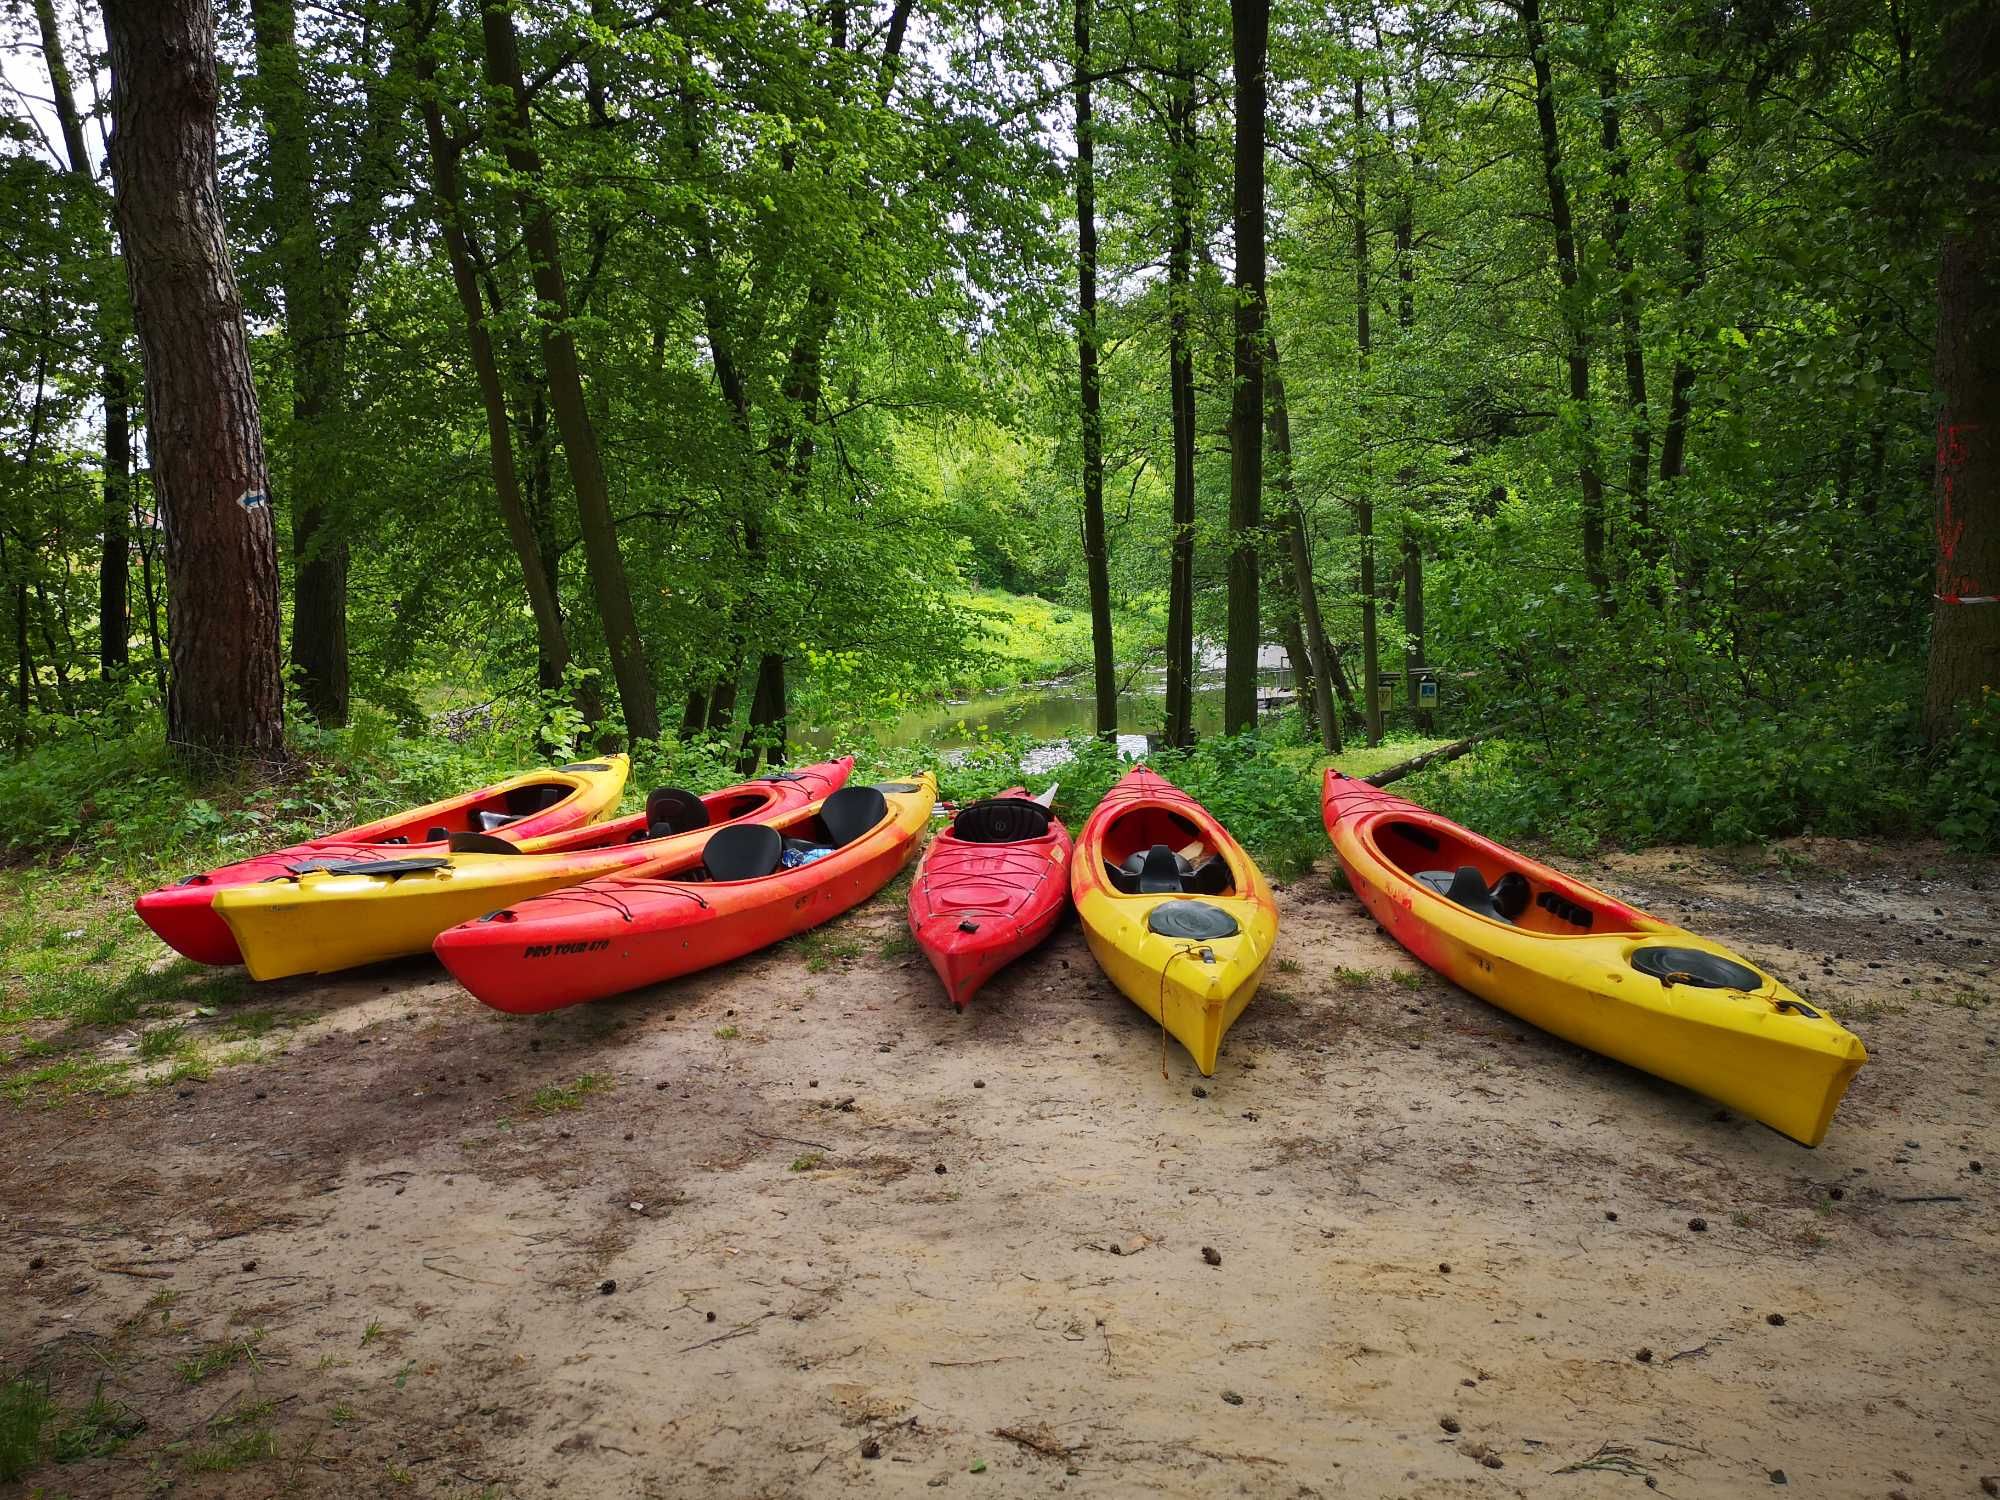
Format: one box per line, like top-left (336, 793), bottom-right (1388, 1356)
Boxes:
top-left (135, 757), bottom-right (631, 965)
top-left (1071, 767), bottom-right (1277, 1075)
top-left (437, 775), bottom-right (936, 1012)
top-left (1321, 771), bottom-right (1868, 1147)
top-left (210, 759), bottom-right (851, 981)
top-left (908, 786), bottom-right (1071, 1008)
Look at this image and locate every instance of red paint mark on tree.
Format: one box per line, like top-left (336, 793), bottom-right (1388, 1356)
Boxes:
top-left (1936, 417), bottom-right (1982, 598)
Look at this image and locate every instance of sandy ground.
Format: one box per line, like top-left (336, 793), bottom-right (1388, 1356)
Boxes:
top-left (3, 836), bottom-right (1997, 1498)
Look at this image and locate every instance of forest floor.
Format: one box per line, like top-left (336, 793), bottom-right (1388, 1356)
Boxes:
top-left (1, 837), bottom-right (1996, 1498)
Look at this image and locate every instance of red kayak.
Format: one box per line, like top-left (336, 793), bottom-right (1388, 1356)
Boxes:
top-left (134, 756), bottom-right (630, 966)
top-left (435, 775), bottom-right (936, 1013)
top-left (907, 785), bottom-right (1069, 1008)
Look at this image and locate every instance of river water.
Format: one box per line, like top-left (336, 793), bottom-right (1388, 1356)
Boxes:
top-left (801, 649), bottom-right (1298, 753)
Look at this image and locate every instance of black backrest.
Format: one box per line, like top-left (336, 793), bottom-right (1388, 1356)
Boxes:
top-left (952, 797), bottom-right (1050, 844)
top-left (646, 787), bottom-right (710, 837)
top-left (1445, 865), bottom-right (1504, 921)
top-left (449, 830), bottom-right (524, 855)
top-left (703, 823), bottom-right (784, 882)
top-left (477, 810), bottom-right (519, 832)
top-left (1491, 871), bottom-right (1532, 920)
top-left (1185, 856), bottom-right (1232, 896)
top-left (504, 781), bottom-right (571, 816)
top-left (819, 785), bottom-right (889, 848)
top-left (1138, 844), bottom-right (1185, 894)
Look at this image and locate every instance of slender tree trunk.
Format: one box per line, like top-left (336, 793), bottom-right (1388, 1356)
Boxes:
top-left (480, 1), bottom-right (659, 743)
top-left (1267, 350), bottom-right (1341, 751)
top-left (1224, 0), bottom-right (1269, 736)
top-left (1075, 0), bottom-right (1117, 740)
top-left (104, 0), bottom-right (284, 759)
top-left (1161, 0), bottom-right (1197, 749)
top-left (413, 37), bottom-right (588, 719)
top-left (34, 0), bottom-right (131, 681)
top-left (1599, 60), bottom-right (1653, 574)
top-left (1351, 74), bottom-right (1382, 747)
top-left (1923, 0), bottom-right (2000, 737)
top-left (1658, 104), bottom-right (1709, 491)
top-left (1519, 0), bottom-right (1611, 612)
top-left (738, 653), bottom-right (786, 772)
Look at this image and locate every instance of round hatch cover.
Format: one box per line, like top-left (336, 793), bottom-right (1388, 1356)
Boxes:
top-left (1630, 945), bottom-right (1761, 990)
top-left (1148, 900), bottom-right (1240, 940)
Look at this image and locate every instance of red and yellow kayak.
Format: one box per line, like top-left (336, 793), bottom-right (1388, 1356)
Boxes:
top-left (436, 775), bottom-right (935, 1012)
top-left (1322, 769), bottom-right (1868, 1146)
top-left (135, 756), bottom-right (630, 965)
top-left (206, 758), bottom-right (852, 980)
top-left (1072, 766), bottom-right (1277, 1074)
top-left (908, 785), bottom-right (1070, 1008)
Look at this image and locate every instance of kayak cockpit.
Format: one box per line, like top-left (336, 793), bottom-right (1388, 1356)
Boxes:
top-left (1373, 817), bottom-right (1648, 937)
top-left (372, 778), bottom-right (576, 844)
top-left (1096, 803), bottom-right (1238, 897)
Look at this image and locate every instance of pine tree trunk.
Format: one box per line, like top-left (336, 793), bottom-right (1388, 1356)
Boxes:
top-left (1520, 0), bottom-right (1611, 612)
top-left (1224, 0), bottom-right (1269, 736)
top-left (104, 0), bottom-right (284, 759)
top-left (1923, 0), bottom-right (2000, 737)
top-left (1658, 106), bottom-right (1709, 492)
top-left (480, 1), bottom-right (660, 743)
top-left (1075, 0), bottom-right (1118, 741)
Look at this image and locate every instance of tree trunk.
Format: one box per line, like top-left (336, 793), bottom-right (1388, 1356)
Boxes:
top-left (1658, 104), bottom-right (1709, 491)
top-left (1267, 350), bottom-right (1341, 751)
top-left (1161, 0), bottom-right (1197, 749)
top-left (34, 0), bottom-right (132, 681)
top-left (1075, 0), bottom-right (1118, 741)
top-left (1923, 0), bottom-right (2000, 737)
top-left (738, 652), bottom-right (787, 772)
top-left (412, 35), bottom-right (589, 720)
top-left (1224, 0), bottom-right (1269, 736)
top-left (1599, 59), bottom-right (1653, 573)
top-left (1352, 73), bottom-right (1381, 747)
top-left (1402, 533), bottom-right (1431, 733)
top-left (1520, 0), bottom-right (1611, 612)
top-left (104, 0), bottom-right (284, 759)
top-left (480, 1), bottom-right (660, 743)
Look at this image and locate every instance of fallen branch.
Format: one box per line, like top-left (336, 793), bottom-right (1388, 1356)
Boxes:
top-left (677, 1311), bottom-right (775, 1353)
top-left (994, 1426), bottom-right (1089, 1461)
top-left (1892, 1195), bottom-right (1964, 1204)
top-left (93, 1262), bottom-right (173, 1279)
top-left (1364, 736), bottom-right (1484, 789)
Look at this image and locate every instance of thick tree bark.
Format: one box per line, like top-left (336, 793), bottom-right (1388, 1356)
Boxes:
top-left (480, 1), bottom-right (660, 743)
top-left (412, 31), bottom-right (588, 720)
top-left (1224, 0), bottom-right (1269, 736)
top-left (1076, 0), bottom-right (1118, 740)
top-left (1161, 0), bottom-right (1198, 749)
top-left (34, 0), bottom-right (131, 680)
top-left (1267, 351), bottom-right (1341, 751)
top-left (1599, 60), bottom-right (1653, 572)
top-left (104, 0), bottom-right (284, 758)
top-left (1923, 0), bottom-right (2000, 736)
top-left (1519, 0), bottom-right (1611, 612)
top-left (738, 653), bottom-right (787, 772)
top-left (1352, 74), bottom-right (1381, 747)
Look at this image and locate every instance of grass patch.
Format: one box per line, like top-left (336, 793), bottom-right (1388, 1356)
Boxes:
top-left (0, 1374), bottom-right (54, 1483)
top-left (135, 1020), bottom-right (192, 1062)
top-left (176, 1334), bottom-right (261, 1385)
top-left (878, 930), bottom-right (918, 960)
top-left (1319, 736), bottom-right (1456, 784)
top-left (1273, 957), bottom-right (1302, 975)
top-left (1333, 967), bottom-right (1376, 989)
top-left (528, 1074), bottom-right (608, 1114)
top-left (3, 1055), bottom-right (132, 1107)
top-left (50, 1383), bottom-right (145, 1463)
top-left (1389, 969), bottom-right (1426, 991)
top-left (182, 1425), bottom-right (277, 1473)
top-left (359, 1321), bottom-right (384, 1348)
top-left (712, 1025), bottom-right (740, 1040)
top-left (792, 927), bottom-right (863, 974)
top-left (789, 1153), bottom-right (826, 1172)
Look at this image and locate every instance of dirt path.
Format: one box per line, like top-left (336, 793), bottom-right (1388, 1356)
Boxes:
top-left (3, 839), bottom-right (1997, 1497)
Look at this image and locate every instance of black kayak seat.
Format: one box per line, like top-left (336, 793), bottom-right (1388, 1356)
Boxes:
top-left (820, 785), bottom-right (889, 848)
top-left (1185, 856), bottom-right (1232, 896)
top-left (1138, 844), bottom-right (1185, 895)
top-left (1417, 866), bottom-right (1513, 922)
top-left (449, 830), bottom-right (523, 855)
top-left (645, 787), bottom-right (710, 839)
top-left (703, 823), bottom-right (783, 882)
top-left (425, 826), bottom-right (451, 843)
top-left (476, 810), bottom-right (519, 832)
top-left (953, 797), bottom-right (1050, 844)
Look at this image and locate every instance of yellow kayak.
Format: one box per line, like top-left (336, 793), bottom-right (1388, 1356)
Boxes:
top-left (1071, 766), bottom-right (1277, 1074)
top-left (1323, 770), bottom-right (1867, 1147)
top-left (211, 757), bottom-right (853, 980)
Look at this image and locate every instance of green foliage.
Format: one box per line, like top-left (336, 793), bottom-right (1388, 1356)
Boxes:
top-left (0, 1374), bottom-right (53, 1483)
top-left (529, 1075), bottom-right (609, 1114)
